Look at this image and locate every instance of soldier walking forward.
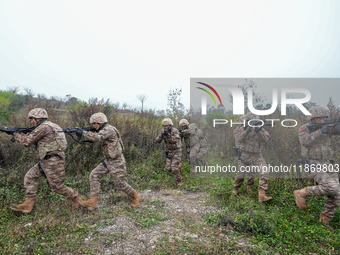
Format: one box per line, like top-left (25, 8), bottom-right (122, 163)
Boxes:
top-left (294, 106), bottom-right (340, 227)
top-left (232, 112), bottom-right (272, 202)
top-left (77, 112), bottom-right (140, 210)
top-left (232, 115), bottom-right (255, 194)
top-left (156, 118), bottom-right (183, 187)
top-left (178, 119), bottom-right (200, 174)
top-left (10, 108), bottom-right (81, 213)
top-left (196, 124), bottom-right (209, 168)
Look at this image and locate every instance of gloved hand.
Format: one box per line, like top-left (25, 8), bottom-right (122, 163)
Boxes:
top-left (321, 125), bottom-right (331, 134)
top-left (246, 126), bottom-right (252, 133)
top-left (163, 129), bottom-right (169, 136)
top-left (75, 128), bottom-right (84, 138)
top-left (254, 127), bottom-right (261, 133)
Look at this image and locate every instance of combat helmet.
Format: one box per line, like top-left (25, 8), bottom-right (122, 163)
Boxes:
top-left (307, 106), bottom-right (328, 121)
top-left (162, 118), bottom-right (173, 126)
top-left (90, 112), bottom-right (108, 124)
top-left (239, 115), bottom-right (246, 122)
top-left (189, 123), bottom-right (198, 131)
top-left (179, 119), bottom-right (189, 127)
top-left (244, 112), bottom-right (259, 121)
top-left (28, 108), bottom-right (48, 119)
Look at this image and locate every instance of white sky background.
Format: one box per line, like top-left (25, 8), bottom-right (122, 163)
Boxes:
top-left (1, 1), bottom-right (340, 111)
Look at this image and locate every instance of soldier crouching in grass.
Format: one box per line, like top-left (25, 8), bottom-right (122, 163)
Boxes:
top-left (10, 108), bottom-right (82, 213)
top-left (77, 112), bottom-right (140, 210)
top-left (294, 106), bottom-right (340, 228)
top-left (156, 118), bottom-right (183, 187)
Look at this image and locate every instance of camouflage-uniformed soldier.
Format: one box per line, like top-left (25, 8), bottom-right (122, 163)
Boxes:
top-left (78, 113), bottom-right (140, 210)
top-left (156, 118), bottom-right (183, 186)
top-left (232, 115), bottom-right (255, 194)
top-left (232, 112), bottom-right (272, 202)
top-left (294, 106), bottom-right (340, 226)
top-left (10, 108), bottom-right (81, 213)
top-left (179, 119), bottom-right (200, 173)
top-left (196, 126), bottom-right (209, 167)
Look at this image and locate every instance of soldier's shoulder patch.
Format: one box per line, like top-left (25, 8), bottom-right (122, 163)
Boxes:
top-left (299, 127), bottom-right (305, 136)
top-left (234, 128), bottom-right (242, 134)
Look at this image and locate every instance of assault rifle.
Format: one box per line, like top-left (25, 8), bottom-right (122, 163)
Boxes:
top-left (297, 158), bottom-right (310, 172)
top-left (161, 128), bottom-right (172, 139)
top-left (0, 126), bottom-right (36, 135)
top-left (58, 127), bottom-right (96, 143)
top-left (307, 119), bottom-right (340, 133)
top-left (244, 119), bottom-right (274, 134)
top-left (0, 126), bottom-right (37, 142)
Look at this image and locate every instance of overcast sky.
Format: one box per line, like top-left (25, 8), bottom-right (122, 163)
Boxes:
top-left (1, 1), bottom-right (340, 111)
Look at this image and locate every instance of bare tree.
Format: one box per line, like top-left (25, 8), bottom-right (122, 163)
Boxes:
top-left (23, 87), bottom-right (35, 97)
top-left (228, 79), bottom-right (264, 114)
top-left (167, 87), bottom-right (185, 120)
top-left (327, 97), bottom-right (340, 119)
top-left (137, 94), bottom-right (147, 113)
top-left (6, 86), bottom-right (20, 94)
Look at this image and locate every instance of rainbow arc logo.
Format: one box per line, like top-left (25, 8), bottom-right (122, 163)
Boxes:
top-left (196, 82), bottom-right (223, 106)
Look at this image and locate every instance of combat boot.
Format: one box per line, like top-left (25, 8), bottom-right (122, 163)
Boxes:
top-left (246, 185), bottom-right (253, 194)
top-left (258, 189), bottom-right (273, 202)
top-left (293, 187), bottom-right (309, 210)
top-left (130, 192), bottom-right (141, 208)
top-left (177, 181), bottom-right (183, 187)
top-left (10, 197), bottom-right (37, 213)
top-left (232, 186), bottom-right (239, 195)
top-left (70, 196), bottom-right (82, 211)
top-left (78, 194), bottom-right (99, 211)
top-left (319, 213), bottom-right (331, 225)
top-left (319, 213), bottom-right (334, 231)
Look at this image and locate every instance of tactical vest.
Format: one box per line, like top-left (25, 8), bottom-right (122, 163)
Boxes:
top-left (37, 121), bottom-right (67, 159)
top-left (239, 128), bottom-right (268, 154)
top-left (164, 128), bottom-right (182, 150)
top-left (102, 125), bottom-right (124, 159)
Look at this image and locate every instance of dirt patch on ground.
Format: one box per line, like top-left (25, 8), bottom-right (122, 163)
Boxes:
top-left (82, 189), bottom-right (254, 254)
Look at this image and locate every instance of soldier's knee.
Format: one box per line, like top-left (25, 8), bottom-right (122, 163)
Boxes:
top-left (90, 173), bottom-right (101, 182)
top-left (114, 181), bottom-right (125, 191)
top-left (113, 176), bottom-right (125, 189)
top-left (172, 169), bottom-right (180, 175)
top-left (323, 181), bottom-right (340, 195)
top-left (50, 183), bottom-right (65, 194)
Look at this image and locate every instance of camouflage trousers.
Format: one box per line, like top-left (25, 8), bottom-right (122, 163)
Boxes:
top-left (166, 149), bottom-right (182, 182)
top-left (233, 152), bottom-right (269, 190)
top-left (189, 143), bottom-right (200, 171)
top-left (25, 156), bottom-right (78, 200)
top-left (307, 159), bottom-right (340, 218)
top-left (196, 147), bottom-right (208, 165)
top-left (90, 154), bottom-right (135, 196)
